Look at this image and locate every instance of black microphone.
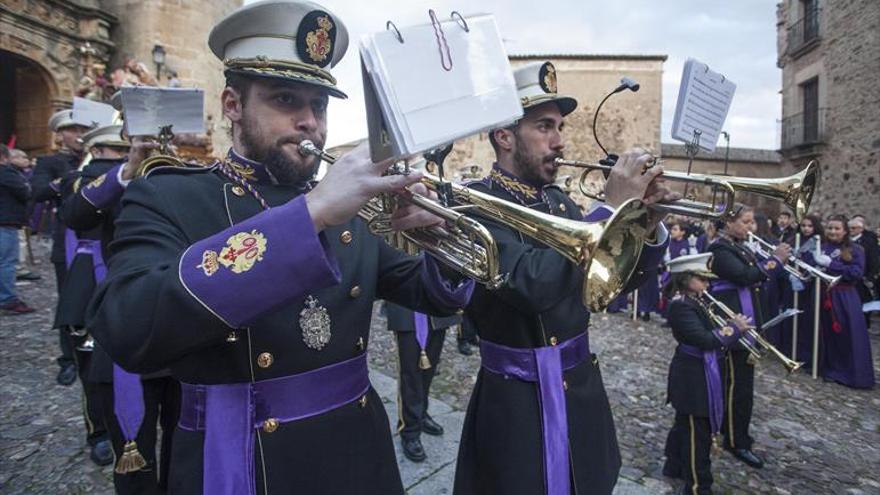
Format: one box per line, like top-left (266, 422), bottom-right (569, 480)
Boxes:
top-left (613, 77), bottom-right (641, 94)
top-left (592, 76), bottom-right (641, 159)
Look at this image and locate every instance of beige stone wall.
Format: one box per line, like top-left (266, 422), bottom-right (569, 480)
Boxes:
top-left (99, 0), bottom-right (242, 156)
top-left (777, 0), bottom-right (880, 220)
top-left (441, 54), bottom-right (665, 210)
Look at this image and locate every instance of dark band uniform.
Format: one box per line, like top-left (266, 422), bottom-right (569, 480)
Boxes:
top-left (385, 303), bottom-right (459, 442)
top-left (707, 235), bottom-right (782, 452)
top-left (60, 124), bottom-right (180, 493)
top-left (454, 61), bottom-right (670, 495)
top-left (86, 2), bottom-right (473, 494)
top-left (31, 109), bottom-right (81, 369)
top-left (662, 254), bottom-right (740, 495)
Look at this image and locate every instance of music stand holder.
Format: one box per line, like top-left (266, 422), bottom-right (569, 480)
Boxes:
top-left (682, 129), bottom-right (701, 199)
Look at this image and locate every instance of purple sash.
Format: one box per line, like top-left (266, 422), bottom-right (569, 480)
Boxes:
top-left (479, 334), bottom-right (589, 495)
top-left (414, 312), bottom-right (429, 353)
top-left (710, 280), bottom-right (756, 345)
top-left (70, 235), bottom-right (145, 447)
top-left (679, 344), bottom-right (723, 434)
top-left (178, 354), bottom-right (371, 495)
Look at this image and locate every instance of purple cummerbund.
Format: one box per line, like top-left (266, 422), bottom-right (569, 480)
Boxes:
top-left (678, 344), bottom-right (723, 435)
top-left (178, 353), bottom-right (371, 495)
top-left (710, 280), bottom-right (756, 345)
top-left (479, 333), bottom-right (589, 495)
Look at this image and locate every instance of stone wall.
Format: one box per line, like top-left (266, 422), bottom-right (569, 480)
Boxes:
top-left (98, 0), bottom-right (242, 155)
top-left (777, 0), bottom-right (880, 220)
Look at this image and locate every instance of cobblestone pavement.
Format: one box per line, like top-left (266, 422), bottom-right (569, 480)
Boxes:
top-left (2, 246), bottom-right (879, 494)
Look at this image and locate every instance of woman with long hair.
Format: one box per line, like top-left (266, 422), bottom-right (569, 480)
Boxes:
top-left (707, 204), bottom-right (788, 469)
top-left (802, 215), bottom-right (875, 389)
top-left (784, 214), bottom-right (825, 364)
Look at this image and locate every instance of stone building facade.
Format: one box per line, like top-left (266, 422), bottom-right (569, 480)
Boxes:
top-left (0, 0), bottom-right (240, 156)
top-left (776, 0), bottom-right (880, 220)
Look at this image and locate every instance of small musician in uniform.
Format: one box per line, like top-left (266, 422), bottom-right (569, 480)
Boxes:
top-left (707, 204), bottom-right (789, 468)
top-left (87, 2), bottom-right (473, 493)
top-left (385, 303), bottom-right (458, 461)
top-left (662, 253), bottom-right (749, 495)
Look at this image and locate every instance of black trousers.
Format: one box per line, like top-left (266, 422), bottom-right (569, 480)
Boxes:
top-left (71, 346), bottom-right (108, 446)
top-left (396, 328), bottom-right (446, 440)
top-left (664, 413), bottom-right (713, 495)
top-left (722, 350), bottom-right (754, 450)
top-left (458, 313), bottom-right (478, 344)
top-left (53, 261), bottom-right (74, 368)
top-left (98, 377), bottom-right (181, 494)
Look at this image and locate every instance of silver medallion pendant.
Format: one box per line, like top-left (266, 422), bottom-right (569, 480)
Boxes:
top-left (300, 295), bottom-right (331, 350)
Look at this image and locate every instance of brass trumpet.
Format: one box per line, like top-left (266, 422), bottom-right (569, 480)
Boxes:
top-left (554, 158), bottom-right (820, 222)
top-left (298, 141), bottom-right (651, 311)
top-left (136, 125), bottom-right (186, 177)
top-left (747, 232), bottom-right (841, 287)
top-left (701, 291), bottom-right (804, 373)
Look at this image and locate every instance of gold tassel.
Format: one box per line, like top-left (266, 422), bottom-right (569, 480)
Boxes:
top-left (115, 441), bottom-right (147, 474)
top-left (418, 350), bottom-right (432, 370)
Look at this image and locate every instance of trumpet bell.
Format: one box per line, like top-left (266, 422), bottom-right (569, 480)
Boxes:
top-left (722, 160), bottom-right (819, 223)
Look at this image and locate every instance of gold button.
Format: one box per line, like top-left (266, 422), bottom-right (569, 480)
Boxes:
top-left (232, 185), bottom-right (245, 197)
top-left (263, 418), bottom-right (279, 433)
top-left (257, 352), bottom-right (273, 368)
top-left (226, 331), bottom-right (238, 343)
top-left (349, 285), bottom-right (362, 298)
top-left (359, 395), bottom-right (368, 408)
top-left (340, 230), bottom-right (353, 244)
top-left (356, 337), bottom-right (365, 351)
top-left (549, 336), bottom-right (558, 346)
top-left (563, 380), bottom-right (569, 391)
top-left (559, 203), bottom-right (567, 212)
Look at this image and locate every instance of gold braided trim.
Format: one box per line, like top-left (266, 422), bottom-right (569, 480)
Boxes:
top-left (224, 57), bottom-right (336, 86)
top-left (489, 169), bottom-right (538, 201)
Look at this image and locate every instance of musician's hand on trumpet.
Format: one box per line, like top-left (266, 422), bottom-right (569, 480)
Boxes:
top-left (728, 313), bottom-right (752, 334)
top-left (121, 136), bottom-right (162, 181)
top-left (772, 242), bottom-right (792, 262)
top-left (306, 142), bottom-right (435, 232)
top-left (604, 148), bottom-right (681, 235)
top-left (391, 183), bottom-right (445, 231)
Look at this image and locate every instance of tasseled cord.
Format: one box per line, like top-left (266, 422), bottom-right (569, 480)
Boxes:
top-left (115, 440), bottom-right (147, 474)
top-left (419, 350), bottom-right (432, 370)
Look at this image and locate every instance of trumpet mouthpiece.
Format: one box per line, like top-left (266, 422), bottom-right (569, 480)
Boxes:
top-left (298, 140), bottom-right (318, 156)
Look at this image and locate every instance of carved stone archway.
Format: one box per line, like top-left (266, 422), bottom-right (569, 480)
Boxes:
top-left (0, 0), bottom-right (115, 154)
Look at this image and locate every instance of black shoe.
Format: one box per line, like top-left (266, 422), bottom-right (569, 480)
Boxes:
top-left (90, 439), bottom-right (114, 466)
top-left (57, 363), bottom-right (77, 386)
top-left (16, 271), bottom-right (42, 281)
top-left (457, 340), bottom-right (473, 356)
top-left (725, 447), bottom-right (764, 468)
top-left (662, 462), bottom-right (682, 479)
top-left (422, 415), bottom-right (444, 436)
top-left (402, 437), bottom-right (427, 462)
top-left (640, 312), bottom-right (651, 322)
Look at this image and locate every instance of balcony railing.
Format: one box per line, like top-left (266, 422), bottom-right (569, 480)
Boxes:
top-left (786, 8), bottom-right (822, 56)
top-left (781, 108), bottom-right (827, 149)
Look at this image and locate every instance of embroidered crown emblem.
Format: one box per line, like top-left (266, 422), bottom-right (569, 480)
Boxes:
top-left (540, 62), bottom-right (557, 94)
top-left (305, 15), bottom-right (333, 63)
top-left (87, 174), bottom-right (107, 189)
top-left (198, 230), bottom-right (267, 276)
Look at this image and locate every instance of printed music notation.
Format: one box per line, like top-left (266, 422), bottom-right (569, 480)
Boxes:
top-left (671, 58), bottom-right (736, 152)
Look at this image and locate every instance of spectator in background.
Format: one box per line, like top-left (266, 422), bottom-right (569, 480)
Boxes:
top-left (774, 211), bottom-right (797, 246)
top-left (8, 149), bottom-right (41, 282)
top-left (850, 217), bottom-right (879, 327)
top-left (0, 144), bottom-right (36, 314)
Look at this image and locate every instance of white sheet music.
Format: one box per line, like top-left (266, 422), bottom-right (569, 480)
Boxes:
top-left (360, 13), bottom-right (522, 161)
top-left (120, 87), bottom-right (205, 137)
top-left (671, 58), bottom-right (736, 152)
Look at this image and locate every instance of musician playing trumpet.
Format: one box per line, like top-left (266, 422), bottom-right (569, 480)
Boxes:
top-left (661, 253), bottom-right (750, 495)
top-left (707, 204), bottom-right (789, 469)
top-left (87, 2), bottom-right (473, 493)
top-left (453, 61), bottom-right (678, 495)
